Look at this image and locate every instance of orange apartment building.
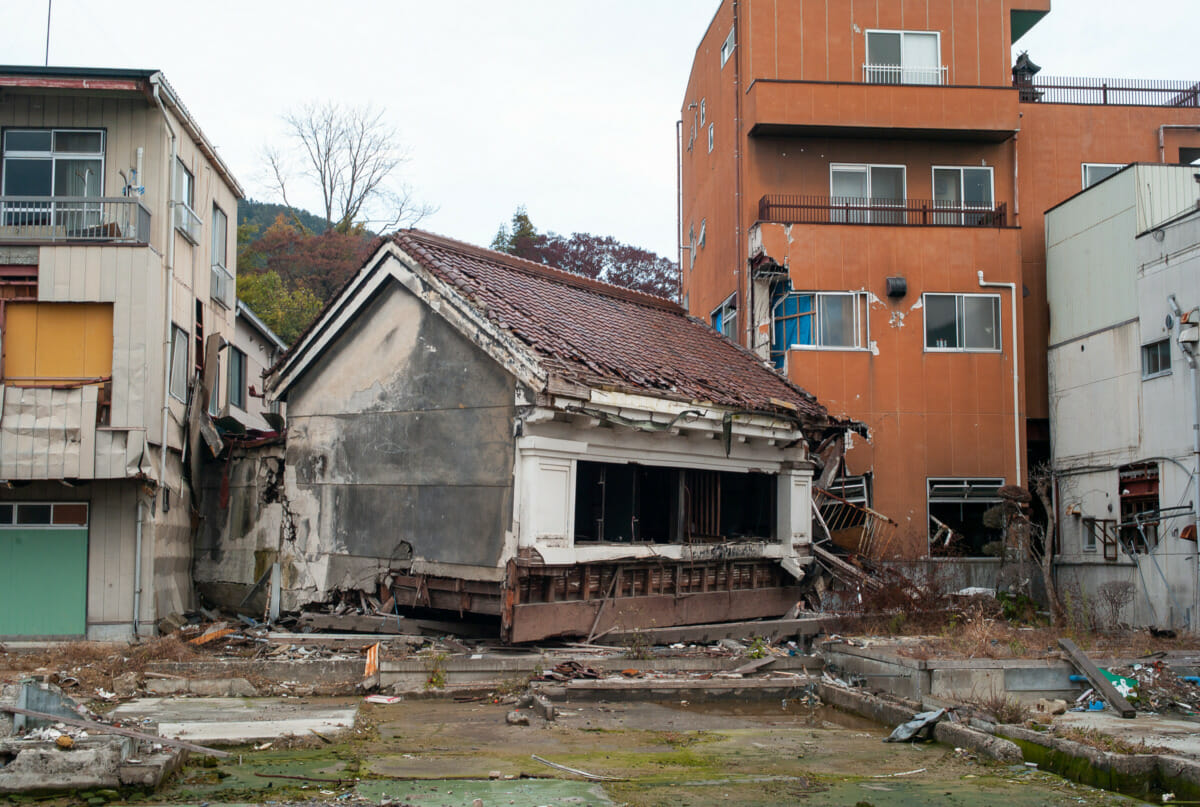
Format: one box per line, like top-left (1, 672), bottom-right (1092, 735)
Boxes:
top-left (680, 1), bottom-right (1200, 559)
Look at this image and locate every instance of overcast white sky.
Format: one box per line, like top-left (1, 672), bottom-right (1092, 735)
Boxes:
top-left (2, 1), bottom-right (1195, 258)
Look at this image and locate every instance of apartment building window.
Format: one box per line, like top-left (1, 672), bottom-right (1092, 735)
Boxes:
top-left (1142, 339), bottom-right (1171, 379)
top-left (924, 293), bottom-right (1001, 351)
top-left (932, 166), bottom-right (994, 224)
top-left (688, 222), bottom-right (695, 270)
top-left (169, 324), bottom-right (189, 402)
top-left (711, 294), bottom-right (737, 340)
top-left (720, 27), bottom-right (735, 67)
top-left (699, 98), bottom-right (706, 126)
top-left (1082, 163), bottom-right (1124, 188)
top-left (830, 164), bottom-right (906, 223)
top-left (228, 347), bottom-right (247, 410)
top-left (173, 158), bottom-right (201, 244)
top-left (928, 478), bottom-right (1005, 557)
top-left (1, 129), bottom-right (104, 226)
top-left (707, 123), bottom-right (714, 153)
top-left (208, 354), bottom-right (221, 417)
top-left (772, 291), bottom-right (869, 363)
top-left (864, 30), bottom-right (943, 85)
top-left (698, 219), bottom-right (706, 248)
top-left (210, 205), bottom-right (234, 308)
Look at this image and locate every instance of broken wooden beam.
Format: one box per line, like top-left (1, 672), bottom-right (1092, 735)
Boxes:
top-left (0, 704), bottom-right (232, 758)
top-left (1057, 638), bottom-right (1136, 719)
top-left (731, 656), bottom-right (778, 675)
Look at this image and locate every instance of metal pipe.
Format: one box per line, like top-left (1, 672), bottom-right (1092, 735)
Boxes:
top-left (676, 118), bottom-right (683, 303)
top-left (133, 499), bottom-right (143, 635)
top-left (151, 73), bottom-right (178, 510)
top-left (978, 271), bottom-right (1022, 486)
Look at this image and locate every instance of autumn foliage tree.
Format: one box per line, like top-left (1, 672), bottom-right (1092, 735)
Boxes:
top-left (236, 214), bottom-right (375, 343)
top-left (491, 208), bottom-right (679, 300)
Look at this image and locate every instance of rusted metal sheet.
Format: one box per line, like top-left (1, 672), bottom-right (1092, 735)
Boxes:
top-left (507, 587), bottom-right (804, 644)
top-left (0, 77), bottom-right (145, 92)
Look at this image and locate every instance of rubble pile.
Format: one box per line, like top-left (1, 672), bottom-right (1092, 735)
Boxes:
top-left (1111, 660), bottom-right (1200, 715)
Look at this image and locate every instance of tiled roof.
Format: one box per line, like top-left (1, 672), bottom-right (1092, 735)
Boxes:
top-left (391, 230), bottom-right (832, 423)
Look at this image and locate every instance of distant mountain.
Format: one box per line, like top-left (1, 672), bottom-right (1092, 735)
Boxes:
top-left (238, 199), bottom-right (329, 235)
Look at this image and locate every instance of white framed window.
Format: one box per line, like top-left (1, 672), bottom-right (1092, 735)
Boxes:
top-left (699, 98), bottom-right (706, 126)
top-left (928, 477), bottom-right (1005, 557)
top-left (169, 324), bottom-right (189, 402)
top-left (932, 166), bottom-right (994, 225)
top-left (720, 27), bottom-right (735, 67)
top-left (1141, 339), bottom-right (1171, 379)
top-left (772, 291), bottom-right (869, 355)
top-left (864, 30), bottom-right (943, 85)
top-left (829, 163), bottom-right (906, 223)
top-left (698, 218), bottom-right (706, 248)
top-left (924, 293), bottom-right (1001, 351)
top-left (173, 157), bottom-right (201, 244)
top-left (688, 222), bottom-right (695, 270)
top-left (210, 204), bottom-right (234, 308)
top-left (1, 129), bottom-right (104, 227)
top-left (228, 346), bottom-right (247, 410)
top-left (707, 122), bottom-right (714, 153)
top-left (711, 294), bottom-right (737, 340)
top-left (208, 353), bottom-right (221, 417)
top-left (0, 502), bottom-right (88, 527)
top-left (1082, 163), bottom-right (1124, 188)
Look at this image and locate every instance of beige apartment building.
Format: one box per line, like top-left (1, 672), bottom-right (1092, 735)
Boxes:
top-left (0, 66), bottom-right (244, 638)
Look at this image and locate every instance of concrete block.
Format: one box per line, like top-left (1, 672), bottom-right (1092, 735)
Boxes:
top-left (0, 740), bottom-right (123, 794)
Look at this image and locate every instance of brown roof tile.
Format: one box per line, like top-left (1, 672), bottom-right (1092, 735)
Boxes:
top-left (391, 230), bottom-right (831, 423)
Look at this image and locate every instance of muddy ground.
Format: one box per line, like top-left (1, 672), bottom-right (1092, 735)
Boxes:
top-left (102, 697), bottom-right (1141, 807)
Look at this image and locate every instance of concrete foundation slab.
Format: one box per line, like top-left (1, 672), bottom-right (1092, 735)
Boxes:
top-left (108, 697), bottom-right (358, 745)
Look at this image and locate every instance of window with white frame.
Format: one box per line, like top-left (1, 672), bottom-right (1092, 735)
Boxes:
top-left (720, 27), bottom-right (735, 67)
top-left (169, 325), bottom-right (189, 402)
top-left (707, 122), bottom-right (714, 153)
top-left (864, 30), bottom-right (943, 85)
top-left (698, 218), bottom-right (706, 248)
top-left (688, 222), bottom-right (696, 270)
top-left (1082, 163), bottom-right (1124, 188)
top-left (932, 166), bottom-right (994, 224)
top-left (210, 204), bottom-right (234, 308)
top-left (928, 478), bottom-right (1005, 556)
top-left (228, 346), bottom-right (247, 410)
top-left (772, 290), bottom-right (869, 361)
top-left (1142, 339), bottom-right (1171, 379)
top-left (699, 98), bottom-right (706, 126)
top-left (1, 129), bottom-right (104, 227)
top-left (208, 353), bottom-right (221, 416)
top-left (174, 158), bottom-right (200, 243)
top-left (830, 163), bottom-right (906, 223)
top-left (924, 293), bottom-right (1001, 351)
top-left (711, 294), bottom-right (737, 340)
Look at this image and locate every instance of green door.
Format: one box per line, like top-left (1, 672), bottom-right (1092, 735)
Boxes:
top-left (0, 527), bottom-right (88, 636)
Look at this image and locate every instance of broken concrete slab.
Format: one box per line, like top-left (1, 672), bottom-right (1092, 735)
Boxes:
top-left (108, 696), bottom-right (358, 745)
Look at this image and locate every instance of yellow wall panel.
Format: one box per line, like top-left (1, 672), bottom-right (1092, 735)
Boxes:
top-left (3, 302), bottom-right (113, 382)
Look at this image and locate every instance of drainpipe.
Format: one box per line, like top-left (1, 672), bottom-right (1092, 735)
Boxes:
top-left (151, 73), bottom-right (178, 509)
top-left (1012, 128), bottom-right (1020, 226)
top-left (676, 118), bottom-right (683, 303)
top-left (133, 499), bottom-right (144, 636)
top-left (1158, 125), bottom-right (1200, 163)
top-left (732, 0), bottom-right (745, 348)
top-left (1169, 294), bottom-right (1200, 629)
top-left (978, 271), bottom-right (1022, 487)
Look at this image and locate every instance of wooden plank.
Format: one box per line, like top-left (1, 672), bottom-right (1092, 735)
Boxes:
top-left (732, 656), bottom-right (778, 675)
top-left (0, 704), bottom-right (231, 758)
top-left (1058, 638), bottom-right (1136, 719)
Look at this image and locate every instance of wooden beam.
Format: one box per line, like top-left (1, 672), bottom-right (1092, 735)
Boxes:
top-left (1058, 638), bottom-right (1136, 719)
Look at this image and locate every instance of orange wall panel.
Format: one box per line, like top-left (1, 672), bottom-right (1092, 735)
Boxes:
top-left (3, 302), bottom-right (113, 382)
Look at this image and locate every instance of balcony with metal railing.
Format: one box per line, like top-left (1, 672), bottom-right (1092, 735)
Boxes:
top-left (757, 194), bottom-right (1010, 227)
top-left (862, 63), bottom-right (947, 86)
top-left (0, 197), bottom-right (151, 244)
top-left (1015, 75), bottom-right (1200, 106)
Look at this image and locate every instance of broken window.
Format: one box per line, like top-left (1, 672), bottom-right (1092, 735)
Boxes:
top-left (169, 324), bottom-right (189, 401)
top-left (772, 290), bottom-right (868, 364)
top-left (228, 346), bottom-right (247, 410)
top-left (1119, 463), bottom-right (1160, 553)
top-left (573, 461), bottom-right (775, 544)
top-left (720, 26), bottom-right (735, 67)
top-left (928, 477), bottom-right (1004, 557)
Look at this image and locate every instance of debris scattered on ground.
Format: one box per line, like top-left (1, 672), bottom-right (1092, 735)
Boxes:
top-left (1109, 660), bottom-right (1200, 715)
top-left (884, 708), bottom-right (947, 743)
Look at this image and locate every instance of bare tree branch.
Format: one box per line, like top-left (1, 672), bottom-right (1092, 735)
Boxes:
top-left (270, 101), bottom-right (433, 233)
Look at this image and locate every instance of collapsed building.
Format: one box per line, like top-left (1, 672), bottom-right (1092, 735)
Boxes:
top-left (194, 230), bottom-right (860, 642)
